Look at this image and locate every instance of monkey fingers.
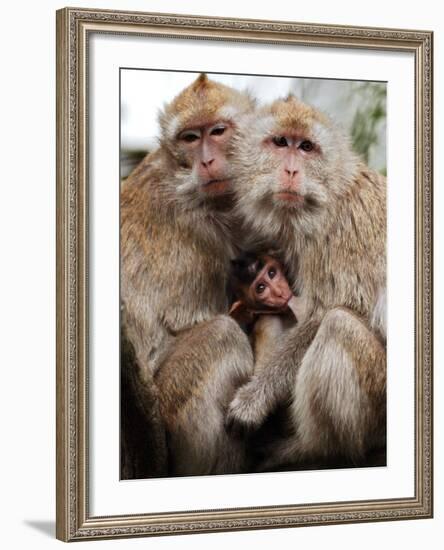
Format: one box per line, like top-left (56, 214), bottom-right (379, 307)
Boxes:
top-left (225, 379), bottom-right (269, 436)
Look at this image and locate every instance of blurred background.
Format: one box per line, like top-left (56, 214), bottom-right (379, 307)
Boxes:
top-left (120, 70), bottom-right (386, 178)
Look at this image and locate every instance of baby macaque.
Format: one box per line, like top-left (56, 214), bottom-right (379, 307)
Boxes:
top-left (229, 252), bottom-right (306, 369)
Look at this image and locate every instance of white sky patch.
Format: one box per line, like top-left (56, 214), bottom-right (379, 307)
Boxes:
top-left (121, 70), bottom-right (386, 173)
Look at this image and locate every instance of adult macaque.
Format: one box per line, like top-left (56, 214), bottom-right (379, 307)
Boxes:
top-left (227, 95), bottom-right (387, 467)
top-left (229, 252), bottom-right (306, 369)
top-left (121, 74), bottom-right (255, 477)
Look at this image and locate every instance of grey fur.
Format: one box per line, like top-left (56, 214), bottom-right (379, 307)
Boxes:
top-left (227, 97), bottom-right (387, 467)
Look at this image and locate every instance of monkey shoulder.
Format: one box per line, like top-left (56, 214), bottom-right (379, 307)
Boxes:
top-left (124, 148), bottom-right (168, 184)
top-left (353, 165), bottom-right (386, 208)
top-left (326, 165), bottom-right (386, 254)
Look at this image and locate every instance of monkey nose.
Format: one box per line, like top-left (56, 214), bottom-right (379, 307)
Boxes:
top-left (285, 169), bottom-right (298, 178)
top-left (201, 158), bottom-right (215, 168)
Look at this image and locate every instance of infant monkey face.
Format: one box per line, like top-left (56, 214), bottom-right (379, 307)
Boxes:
top-left (249, 256), bottom-right (293, 311)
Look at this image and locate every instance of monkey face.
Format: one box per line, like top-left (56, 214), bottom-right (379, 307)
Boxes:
top-left (157, 74), bottom-right (255, 208)
top-left (233, 96), bottom-right (356, 237)
top-left (247, 256), bottom-right (293, 311)
top-left (175, 120), bottom-right (236, 197)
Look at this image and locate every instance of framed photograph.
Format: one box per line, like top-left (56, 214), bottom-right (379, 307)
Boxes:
top-left (56, 7), bottom-right (433, 542)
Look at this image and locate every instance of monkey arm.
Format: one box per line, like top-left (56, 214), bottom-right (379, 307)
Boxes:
top-left (259, 307), bottom-right (387, 470)
top-left (225, 317), bottom-right (320, 434)
top-left (252, 315), bottom-right (288, 369)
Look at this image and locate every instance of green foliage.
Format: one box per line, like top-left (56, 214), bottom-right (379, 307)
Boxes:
top-left (350, 82), bottom-right (386, 170)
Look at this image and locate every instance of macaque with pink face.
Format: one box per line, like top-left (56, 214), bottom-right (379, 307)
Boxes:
top-left (229, 253), bottom-right (306, 369)
top-left (121, 74), bottom-right (257, 477)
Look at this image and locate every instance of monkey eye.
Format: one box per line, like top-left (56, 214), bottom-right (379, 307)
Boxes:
top-left (299, 140), bottom-right (314, 152)
top-left (179, 130), bottom-right (200, 143)
top-left (210, 125), bottom-right (226, 136)
top-left (268, 268), bottom-right (276, 279)
top-left (256, 283), bottom-right (266, 294)
top-left (272, 136), bottom-right (289, 148)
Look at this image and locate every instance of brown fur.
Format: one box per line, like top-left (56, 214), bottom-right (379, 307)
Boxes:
top-left (159, 74), bottom-right (253, 141)
top-left (120, 316), bottom-right (168, 479)
top-left (121, 75), bottom-right (255, 477)
top-left (269, 94), bottom-right (330, 135)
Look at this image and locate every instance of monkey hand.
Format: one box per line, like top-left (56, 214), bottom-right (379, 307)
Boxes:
top-left (225, 380), bottom-right (268, 437)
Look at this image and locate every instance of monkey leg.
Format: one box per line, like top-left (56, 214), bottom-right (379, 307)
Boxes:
top-left (120, 332), bottom-right (169, 479)
top-left (263, 307), bottom-right (386, 470)
top-left (155, 315), bottom-right (254, 476)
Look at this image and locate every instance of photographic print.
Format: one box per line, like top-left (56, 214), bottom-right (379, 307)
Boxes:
top-left (120, 70), bottom-right (387, 480)
top-left (57, 8), bottom-right (432, 540)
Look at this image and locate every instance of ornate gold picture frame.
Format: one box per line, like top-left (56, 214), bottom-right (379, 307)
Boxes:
top-left (56, 7), bottom-right (433, 542)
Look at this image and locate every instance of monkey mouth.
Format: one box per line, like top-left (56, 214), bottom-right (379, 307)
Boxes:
top-left (201, 178), bottom-right (231, 195)
top-left (264, 293), bottom-right (293, 311)
top-left (279, 295), bottom-right (294, 309)
top-left (274, 191), bottom-right (304, 205)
